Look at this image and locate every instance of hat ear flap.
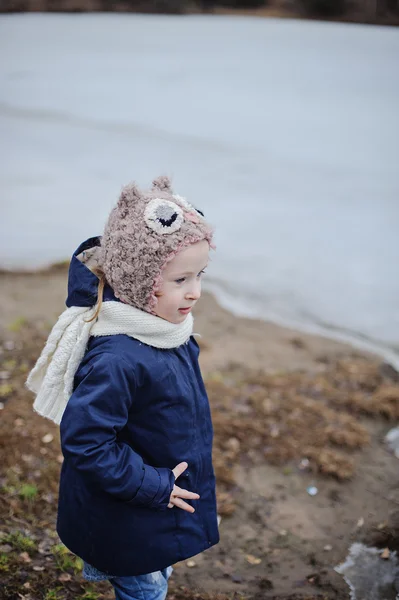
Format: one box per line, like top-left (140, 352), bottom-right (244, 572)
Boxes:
top-left (152, 175), bottom-right (173, 193)
top-left (118, 182), bottom-right (142, 217)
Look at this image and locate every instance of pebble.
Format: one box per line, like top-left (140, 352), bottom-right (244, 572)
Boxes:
top-left (186, 560), bottom-right (196, 568)
top-left (19, 552), bottom-right (32, 563)
top-left (324, 545), bottom-right (333, 551)
top-left (41, 433), bottom-right (54, 444)
top-left (307, 486), bottom-right (318, 496)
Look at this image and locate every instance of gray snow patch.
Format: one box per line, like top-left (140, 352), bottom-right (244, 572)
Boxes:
top-left (335, 543), bottom-right (399, 600)
top-left (385, 427), bottom-right (399, 459)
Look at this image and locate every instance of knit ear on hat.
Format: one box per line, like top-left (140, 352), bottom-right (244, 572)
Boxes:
top-left (152, 175), bottom-right (173, 193)
top-left (118, 182), bottom-right (142, 216)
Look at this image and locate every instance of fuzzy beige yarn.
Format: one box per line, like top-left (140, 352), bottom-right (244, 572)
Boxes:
top-left (100, 176), bottom-right (214, 313)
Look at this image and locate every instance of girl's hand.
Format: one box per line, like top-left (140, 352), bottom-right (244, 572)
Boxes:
top-left (167, 462), bottom-right (200, 513)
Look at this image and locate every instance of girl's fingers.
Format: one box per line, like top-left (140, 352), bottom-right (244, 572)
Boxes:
top-left (172, 462), bottom-right (188, 480)
top-left (171, 497), bottom-right (195, 513)
top-left (172, 485), bottom-right (200, 500)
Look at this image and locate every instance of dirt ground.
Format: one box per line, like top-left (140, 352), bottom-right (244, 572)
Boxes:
top-left (0, 266), bottom-right (398, 600)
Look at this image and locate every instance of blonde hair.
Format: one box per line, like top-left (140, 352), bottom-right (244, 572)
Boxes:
top-left (85, 269), bottom-right (106, 323)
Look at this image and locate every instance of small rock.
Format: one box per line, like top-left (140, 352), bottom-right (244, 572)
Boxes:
top-left (299, 458), bottom-right (310, 470)
top-left (186, 560), bottom-right (196, 568)
top-left (40, 448), bottom-right (48, 455)
top-left (0, 544), bottom-right (13, 553)
top-left (14, 418), bottom-right (24, 427)
top-left (19, 552), bottom-right (31, 563)
top-left (58, 573), bottom-right (72, 582)
top-left (21, 455), bottom-right (34, 464)
top-left (307, 486), bottom-right (318, 496)
top-left (356, 517), bottom-right (364, 528)
top-left (41, 433), bottom-right (54, 444)
top-left (32, 566), bottom-right (45, 571)
top-left (56, 454), bottom-right (64, 464)
top-left (0, 402), bottom-right (4, 410)
top-left (38, 540), bottom-right (52, 555)
top-left (226, 437), bottom-right (240, 452)
top-left (22, 583), bottom-right (31, 589)
top-left (385, 426), bottom-right (399, 459)
top-left (270, 424), bottom-right (280, 438)
top-left (231, 573), bottom-right (243, 583)
top-left (381, 547), bottom-right (390, 560)
top-left (324, 545), bottom-right (333, 551)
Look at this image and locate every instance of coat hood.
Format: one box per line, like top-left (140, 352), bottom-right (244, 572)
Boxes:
top-left (66, 237), bottom-right (118, 308)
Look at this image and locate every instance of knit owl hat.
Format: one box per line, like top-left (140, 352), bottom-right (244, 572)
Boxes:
top-left (100, 175), bottom-right (214, 313)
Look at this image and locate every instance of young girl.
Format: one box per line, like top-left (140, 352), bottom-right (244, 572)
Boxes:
top-left (27, 176), bottom-right (220, 600)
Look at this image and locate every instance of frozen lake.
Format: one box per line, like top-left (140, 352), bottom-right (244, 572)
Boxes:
top-left (1, 14), bottom-right (398, 366)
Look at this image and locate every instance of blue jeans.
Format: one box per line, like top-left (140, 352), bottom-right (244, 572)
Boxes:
top-left (83, 561), bottom-right (173, 600)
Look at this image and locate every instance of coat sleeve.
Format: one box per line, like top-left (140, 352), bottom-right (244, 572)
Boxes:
top-left (59, 351), bottom-right (175, 510)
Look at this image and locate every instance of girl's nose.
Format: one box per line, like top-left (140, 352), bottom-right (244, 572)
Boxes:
top-left (186, 280), bottom-right (201, 300)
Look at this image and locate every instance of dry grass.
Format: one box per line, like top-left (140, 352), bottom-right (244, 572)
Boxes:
top-left (209, 356), bottom-right (398, 515)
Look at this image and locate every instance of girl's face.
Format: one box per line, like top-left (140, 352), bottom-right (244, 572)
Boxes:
top-left (154, 240), bottom-right (210, 324)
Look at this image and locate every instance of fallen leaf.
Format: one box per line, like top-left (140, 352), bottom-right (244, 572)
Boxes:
top-left (356, 517), bottom-right (364, 528)
top-left (246, 554), bottom-right (262, 565)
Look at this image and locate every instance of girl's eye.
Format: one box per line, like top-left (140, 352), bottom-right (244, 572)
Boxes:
top-left (175, 277), bottom-right (186, 284)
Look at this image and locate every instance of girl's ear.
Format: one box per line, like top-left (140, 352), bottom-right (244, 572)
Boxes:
top-left (152, 175), bottom-right (173, 193)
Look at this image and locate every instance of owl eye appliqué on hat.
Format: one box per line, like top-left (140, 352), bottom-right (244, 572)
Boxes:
top-left (144, 199), bottom-right (184, 235)
top-left (173, 194), bottom-right (204, 217)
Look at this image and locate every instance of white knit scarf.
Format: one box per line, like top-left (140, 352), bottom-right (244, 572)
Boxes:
top-left (26, 301), bottom-right (193, 425)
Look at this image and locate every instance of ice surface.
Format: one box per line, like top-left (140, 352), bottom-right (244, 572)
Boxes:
top-left (1, 14), bottom-right (398, 364)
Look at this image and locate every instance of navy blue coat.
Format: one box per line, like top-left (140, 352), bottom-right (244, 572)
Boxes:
top-left (56, 238), bottom-right (219, 576)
